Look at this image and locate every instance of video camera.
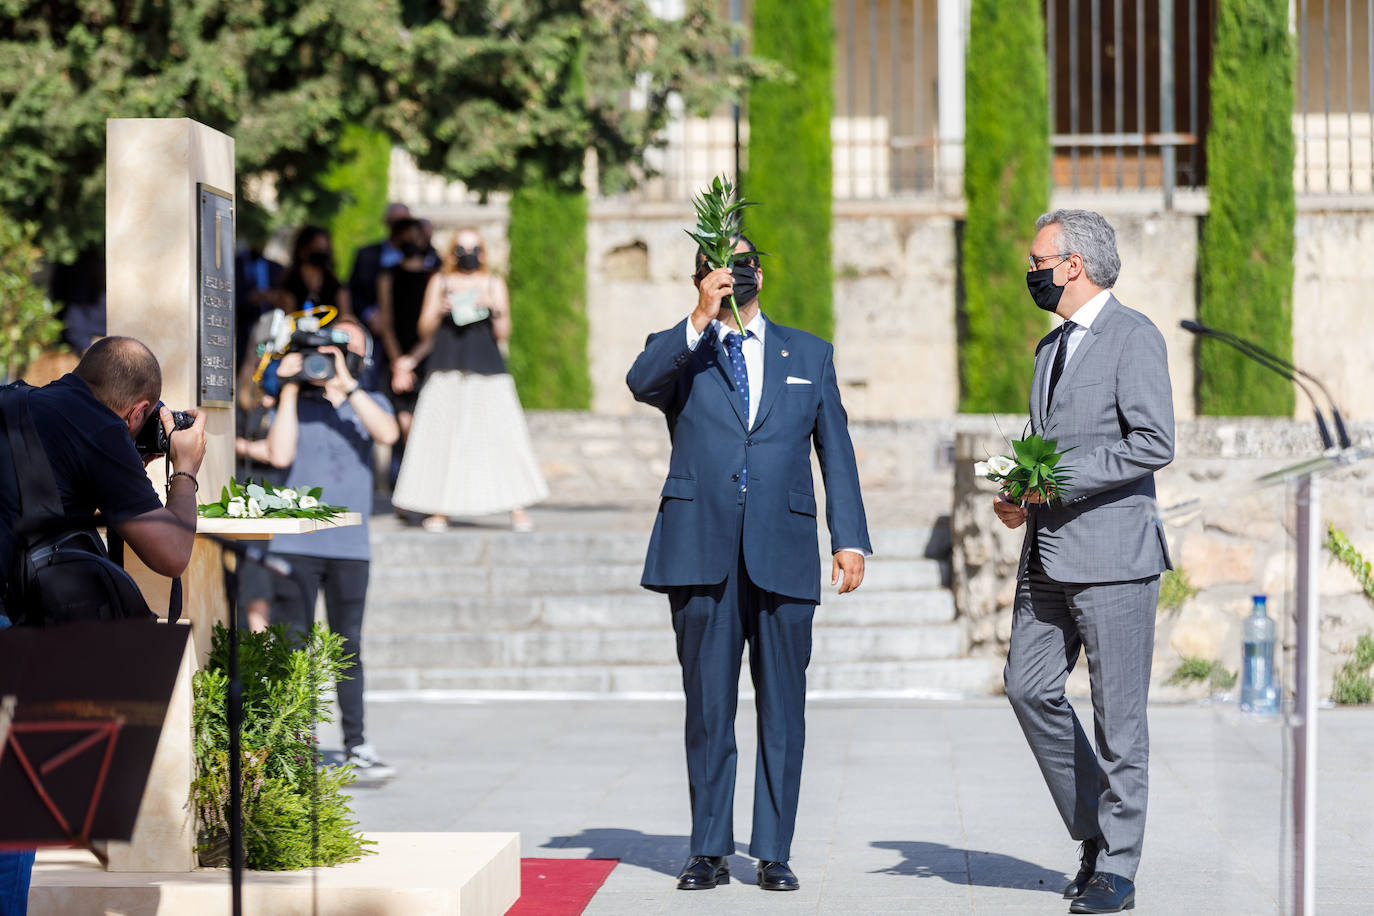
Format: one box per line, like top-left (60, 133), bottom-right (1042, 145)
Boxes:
top-left (135, 402), bottom-right (195, 458)
top-left (251, 309), bottom-right (360, 386)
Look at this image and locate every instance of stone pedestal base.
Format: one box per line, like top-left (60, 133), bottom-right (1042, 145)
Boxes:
top-left (29, 832), bottom-right (520, 915)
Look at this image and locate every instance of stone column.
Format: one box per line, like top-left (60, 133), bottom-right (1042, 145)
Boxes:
top-left (936, 0), bottom-right (968, 198)
top-left (103, 117), bottom-right (237, 872)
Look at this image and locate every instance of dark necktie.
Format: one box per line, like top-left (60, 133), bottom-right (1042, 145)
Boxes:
top-left (1046, 320), bottom-right (1076, 411)
top-left (724, 331), bottom-right (750, 490)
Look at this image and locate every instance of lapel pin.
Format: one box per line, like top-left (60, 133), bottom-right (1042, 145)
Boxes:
top-left (780, 349), bottom-right (789, 357)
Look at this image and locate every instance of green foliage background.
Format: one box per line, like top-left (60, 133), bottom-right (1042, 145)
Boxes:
top-left (316, 125), bottom-right (393, 279)
top-left (1198, 0), bottom-right (1296, 415)
top-left (744, 0), bottom-right (834, 338)
top-left (507, 179), bottom-right (591, 409)
top-left (0, 213), bottom-right (62, 379)
top-left (959, 0), bottom-right (1052, 413)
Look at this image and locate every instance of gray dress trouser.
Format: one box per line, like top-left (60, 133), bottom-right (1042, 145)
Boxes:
top-left (1003, 560), bottom-right (1159, 881)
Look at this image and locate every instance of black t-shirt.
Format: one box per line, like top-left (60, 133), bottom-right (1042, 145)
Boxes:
top-left (0, 374), bottom-right (162, 591)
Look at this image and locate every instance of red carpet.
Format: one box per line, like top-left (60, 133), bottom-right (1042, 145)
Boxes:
top-left (504, 858), bottom-right (619, 916)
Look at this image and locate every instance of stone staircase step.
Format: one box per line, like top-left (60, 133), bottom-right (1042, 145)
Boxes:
top-left (366, 657), bottom-right (1000, 695)
top-left (367, 557), bottom-right (946, 599)
top-left (367, 526), bottom-right (949, 570)
top-left (360, 624), bottom-right (962, 671)
top-left (362, 590), bottom-right (956, 634)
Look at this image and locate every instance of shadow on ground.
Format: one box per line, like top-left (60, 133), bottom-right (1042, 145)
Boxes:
top-left (545, 829), bottom-right (755, 882)
top-left (871, 841), bottom-right (1066, 892)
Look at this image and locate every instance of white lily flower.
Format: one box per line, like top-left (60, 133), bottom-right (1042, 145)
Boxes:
top-left (298, 495), bottom-right (319, 509)
top-left (247, 497), bottom-right (264, 518)
top-left (974, 461), bottom-right (992, 478)
top-left (227, 498), bottom-right (246, 518)
top-left (278, 488), bottom-right (298, 502)
top-left (989, 455), bottom-right (1017, 476)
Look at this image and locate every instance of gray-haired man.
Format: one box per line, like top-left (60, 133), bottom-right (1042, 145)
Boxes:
top-left (994, 209), bottom-right (1174, 914)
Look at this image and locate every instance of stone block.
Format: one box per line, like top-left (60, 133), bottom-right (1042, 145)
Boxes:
top-left (489, 564), bottom-right (644, 597)
top-left (363, 633), bottom-right (510, 669)
top-left (370, 566), bottom-right (492, 599)
top-left (815, 591), bottom-right (956, 627)
top-left (542, 594), bottom-right (666, 629)
top-left (1180, 532), bottom-right (1256, 588)
top-left (365, 597), bottom-right (544, 633)
top-left (812, 625), bottom-right (963, 663)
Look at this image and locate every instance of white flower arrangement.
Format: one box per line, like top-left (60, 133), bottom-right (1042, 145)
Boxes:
top-left (199, 479), bottom-right (345, 521)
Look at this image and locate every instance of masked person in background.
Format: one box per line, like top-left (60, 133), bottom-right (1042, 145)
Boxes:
top-left (280, 225), bottom-right (353, 318)
top-left (391, 228), bottom-right (547, 533)
top-left (375, 217), bottom-right (437, 451)
top-left (239, 317), bottom-right (399, 778)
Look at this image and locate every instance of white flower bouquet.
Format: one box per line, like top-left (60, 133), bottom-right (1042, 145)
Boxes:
top-left (198, 478), bottom-right (345, 521)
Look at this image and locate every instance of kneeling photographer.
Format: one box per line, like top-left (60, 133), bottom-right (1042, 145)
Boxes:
top-left (0, 336), bottom-right (207, 915)
top-left (236, 316), bottom-right (399, 779)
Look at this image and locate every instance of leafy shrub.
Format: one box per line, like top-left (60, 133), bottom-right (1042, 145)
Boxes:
top-left (1158, 568), bottom-right (1200, 614)
top-left (1166, 656), bottom-right (1237, 691)
top-left (1332, 635), bottom-right (1374, 706)
top-left (0, 213), bottom-right (63, 380)
top-left (191, 623), bottom-right (372, 869)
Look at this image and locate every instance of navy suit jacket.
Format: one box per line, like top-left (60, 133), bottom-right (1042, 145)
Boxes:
top-left (626, 314), bottom-right (871, 604)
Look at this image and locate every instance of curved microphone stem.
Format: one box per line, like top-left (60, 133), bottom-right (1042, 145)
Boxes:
top-left (1183, 319), bottom-right (1350, 448)
top-left (1181, 320), bottom-right (1336, 450)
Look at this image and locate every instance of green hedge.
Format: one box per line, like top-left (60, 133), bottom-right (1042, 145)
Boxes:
top-left (744, 0), bottom-right (834, 339)
top-left (959, 0), bottom-right (1051, 413)
top-left (507, 178), bottom-right (591, 409)
top-left (1198, 0), bottom-right (1296, 415)
top-left (315, 124), bottom-right (392, 279)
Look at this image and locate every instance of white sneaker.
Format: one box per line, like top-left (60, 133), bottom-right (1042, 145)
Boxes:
top-left (345, 743), bottom-right (397, 780)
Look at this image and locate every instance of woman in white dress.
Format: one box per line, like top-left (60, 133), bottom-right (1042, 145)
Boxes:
top-left (390, 228), bottom-right (547, 531)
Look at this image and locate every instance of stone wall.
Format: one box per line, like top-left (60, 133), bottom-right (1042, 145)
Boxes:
top-left (951, 420), bottom-right (1374, 701)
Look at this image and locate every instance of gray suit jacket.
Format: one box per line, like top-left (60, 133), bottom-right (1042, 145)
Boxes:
top-left (1021, 295), bottom-right (1175, 584)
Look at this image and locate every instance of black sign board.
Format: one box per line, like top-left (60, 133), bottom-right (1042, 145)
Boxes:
top-left (197, 184), bottom-right (235, 408)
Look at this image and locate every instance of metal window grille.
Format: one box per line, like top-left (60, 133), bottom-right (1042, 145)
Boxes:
top-left (1296, 0), bottom-right (1374, 193)
top-left (1045, 0), bottom-right (1210, 204)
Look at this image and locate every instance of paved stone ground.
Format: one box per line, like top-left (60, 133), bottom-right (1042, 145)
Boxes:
top-left (322, 698), bottom-right (1374, 915)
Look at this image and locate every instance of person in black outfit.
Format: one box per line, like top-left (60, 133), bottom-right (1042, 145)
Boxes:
top-left (349, 202), bottom-right (412, 330)
top-left (280, 225), bottom-right (352, 318)
top-left (375, 217), bottom-right (436, 442)
top-left (234, 242), bottom-right (285, 368)
top-left (0, 336), bottom-right (208, 914)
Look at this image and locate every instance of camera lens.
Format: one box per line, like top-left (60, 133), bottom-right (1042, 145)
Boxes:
top-left (302, 352), bottom-right (334, 381)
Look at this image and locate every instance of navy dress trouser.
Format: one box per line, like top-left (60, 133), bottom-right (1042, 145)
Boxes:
top-left (668, 526), bottom-right (816, 862)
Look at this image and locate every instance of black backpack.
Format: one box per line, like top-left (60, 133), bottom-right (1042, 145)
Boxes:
top-left (0, 383), bottom-right (155, 627)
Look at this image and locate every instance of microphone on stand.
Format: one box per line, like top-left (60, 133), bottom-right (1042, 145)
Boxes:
top-left (1180, 319), bottom-right (1351, 449)
top-left (1180, 319), bottom-right (1342, 450)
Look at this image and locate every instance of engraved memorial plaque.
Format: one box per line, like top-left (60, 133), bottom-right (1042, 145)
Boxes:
top-left (197, 184), bottom-right (235, 407)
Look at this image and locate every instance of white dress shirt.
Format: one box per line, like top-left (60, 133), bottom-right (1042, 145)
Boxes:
top-left (1045, 288), bottom-right (1111, 417)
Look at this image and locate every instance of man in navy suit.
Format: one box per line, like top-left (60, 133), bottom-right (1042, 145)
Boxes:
top-left (627, 236), bottom-right (871, 893)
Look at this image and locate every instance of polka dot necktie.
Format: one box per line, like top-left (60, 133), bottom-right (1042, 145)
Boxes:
top-left (724, 331), bottom-right (751, 490)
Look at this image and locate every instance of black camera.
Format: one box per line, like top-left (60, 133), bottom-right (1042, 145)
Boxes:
top-left (135, 401), bottom-right (195, 457)
top-left (282, 328), bottom-right (351, 383)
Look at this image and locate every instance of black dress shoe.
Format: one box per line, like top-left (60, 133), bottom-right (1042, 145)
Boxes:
top-left (676, 855), bottom-right (729, 890)
top-left (1063, 836), bottom-right (1103, 899)
top-left (757, 860), bottom-right (799, 891)
top-left (1068, 872), bottom-right (1135, 913)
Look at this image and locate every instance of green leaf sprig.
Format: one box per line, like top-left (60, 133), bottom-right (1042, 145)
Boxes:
top-left (975, 432), bottom-right (1076, 506)
top-left (685, 174), bottom-right (767, 332)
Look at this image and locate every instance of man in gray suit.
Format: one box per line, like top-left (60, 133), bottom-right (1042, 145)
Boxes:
top-left (994, 209), bottom-right (1174, 915)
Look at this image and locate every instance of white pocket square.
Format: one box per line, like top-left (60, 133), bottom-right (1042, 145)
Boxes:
top-left (785, 376), bottom-right (812, 385)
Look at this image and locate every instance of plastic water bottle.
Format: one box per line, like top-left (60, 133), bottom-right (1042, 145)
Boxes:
top-left (1240, 595), bottom-right (1280, 715)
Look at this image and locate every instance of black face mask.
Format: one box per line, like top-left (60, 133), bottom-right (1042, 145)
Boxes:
top-left (730, 262), bottom-right (760, 308)
top-left (305, 251), bottom-right (332, 270)
top-left (400, 242), bottom-right (422, 259)
top-left (1025, 267), bottom-right (1064, 312)
top-left (455, 247), bottom-right (482, 272)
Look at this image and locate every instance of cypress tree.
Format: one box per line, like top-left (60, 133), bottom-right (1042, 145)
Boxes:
top-left (1198, 0), bottom-right (1296, 415)
top-left (745, 0), bottom-right (835, 339)
top-left (959, 0), bottom-right (1051, 413)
